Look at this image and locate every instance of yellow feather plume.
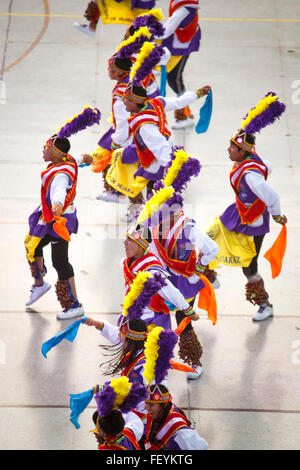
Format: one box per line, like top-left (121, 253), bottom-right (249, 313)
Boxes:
top-left (129, 41), bottom-right (156, 82)
top-left (115, 26), bottom-right (152, 54)
top-left (137, 186), bottom-right (175, 224)
top-left (241, 94), bottom-right (279, 130)
top-left (137, 8), bottom-right (164, 21)
top-left (143, 326), bottom-right (163, 385)
top-left (123, 271), bottom-right (152, 317)
top-left (110, 377), bottom-right (132, 406)
top-left (162, 149), bottom-right (189, 187)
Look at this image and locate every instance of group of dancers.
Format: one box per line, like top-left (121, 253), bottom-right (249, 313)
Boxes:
top-left (24, 1), bottom-right (287, 451)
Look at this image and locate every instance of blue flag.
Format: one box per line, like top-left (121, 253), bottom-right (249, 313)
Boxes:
top-left (196, 90), bottom-right (213, 134)
top-left (41, 316), bottom-right (87, 358)
top-left (69, 388), bottom-right (94, 429)
top-left (160, 65), bottom-right (167, 97)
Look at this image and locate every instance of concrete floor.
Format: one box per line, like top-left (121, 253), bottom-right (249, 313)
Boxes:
top-left (0, 0), bottom-right (300, 451)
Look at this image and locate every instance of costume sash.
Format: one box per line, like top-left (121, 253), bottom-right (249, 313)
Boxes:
top-left (145, 404), bottom-right (188, 450)
top-left (169, 0), bottom-right (199, 15)
top-left (128, 99), bottom-right (170, 168)
top-left (40, 158), bottom-right (78, 223)
top-left (230, 157), bottom-right (268, 225)
top-left (123, 254), bottom-right (169, 314)
top-left (121, 352), bottom-right (145, 378)
top-left (152, 221), bottom-right (197, 277)
top-left (175, 11), bottom-right (199, 43)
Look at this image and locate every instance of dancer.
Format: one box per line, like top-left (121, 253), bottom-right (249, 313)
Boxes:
top-left (91, 377), bottom-right (148, 450)
top-left (141, 326), bottom-right (208, 450)
top-left (24, 107), bottom-right (100, 320)
top-left (161, 0), bottom-right (201, 129)
top-left (136, 148), bottom-right (219, 378)
top-left (206, 92), bottom-right (287, 321)
top-left (123, 221), bottom-right (200, 330)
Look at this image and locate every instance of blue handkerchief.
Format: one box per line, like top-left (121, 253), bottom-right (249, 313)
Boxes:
top-left (196, 90), bottom-right (213, 134)
top-left (41, 316), bottom-right (87, 358)
top-left (69, 388), bottom-right (94, 429)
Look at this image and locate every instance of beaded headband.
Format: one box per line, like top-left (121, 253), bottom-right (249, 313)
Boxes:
top-left (46, 137), bottom-right (68, 159)
top-left (126, 224), bottom-right (150, 251)
top-left (124, 85), bottom-right (147, 105)
top-left (230, 130), bottom-right (255, 153)
top-left (145, 384), bottom-right (171, 404)
top-left (119, 318), bottom-right (147, 341)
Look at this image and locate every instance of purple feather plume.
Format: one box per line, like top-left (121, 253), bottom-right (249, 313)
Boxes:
top-left (243, 92), bottom-right (286, 134)
top-left (117, 32), bottom-right (152, 59)
top-left (94, 384), bottom-right (116, 417)
top-left (57, 106), bottom-right (101, 139)
top-left (119, 383), bottom-right (148, 413)
top-left (127, 271), bottom-right (167, 320)
top-left (155, 330), bottom-right (178, 384)
top-left (132, 15), bottom-right (165, 38)
top-left (131, 45), bottom-right (164, 85)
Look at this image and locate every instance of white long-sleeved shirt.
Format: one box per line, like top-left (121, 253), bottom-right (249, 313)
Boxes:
top-left (138, 91), bottom-right (199, 174)
top-left (49, 154), bottom-right (83, 214)
top-left (111, 97), bottom-right (132, 147)
top-left (173, 427), bottom-right (208, 450)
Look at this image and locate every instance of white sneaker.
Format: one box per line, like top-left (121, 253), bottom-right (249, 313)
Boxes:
top-left (171, 117), bottom-right (195, 130)
top-left (211, 278), bottom-right (220, 289)
top-left (96, 192), bottom-right (126, 203)
top-left (73, 22), bottom-right (95, 38)
top-left (56, 303), bottom-right (85, 321)
top-left (187, 365), bottom-right (203, 380)
top-left (26, 282), bottom-right (51, 306)
top-left (252, 303), bottom-right (273, 322)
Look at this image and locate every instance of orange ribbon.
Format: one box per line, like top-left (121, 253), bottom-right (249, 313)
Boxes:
top-left (53, 216), bottom-right (71, 242)
top-left (197, 274), bottom-right (217, 325)
top-left (264, 224), bottom-right (287, 279)
top-left (169, 359), bottom-right (197, 374)
top-left (91, 150), bottom-right (112, 173)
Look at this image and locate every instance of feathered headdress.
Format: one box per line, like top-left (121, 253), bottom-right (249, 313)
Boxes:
top-left (94, 377), bottom-right (148, 418)
top-left (143, 326), bottom-right (178, 387)
top-left (56, 105), bottom-right (101, 139)
top-left (241, 91), bottom-right (286, 134)
top-left (116, 26), bottom-right (153, 59)
top-left (231, 91), bottom-right (286, 152)
top-left (129, 41), bottom-right (164, 85)
top-left (131, 8), bottom-right (165, 38)
top-left (136, 185), bottom-right (175, 225)
top-left (122, 270), bottom-right (167, 320)
top-left (135, 147), bottom-right (201, 226)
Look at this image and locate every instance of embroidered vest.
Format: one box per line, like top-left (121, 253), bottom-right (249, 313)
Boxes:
top-left (121, 351), bottom-right (145, 379)
top-left (123, 253), bottom-right (169, 314)
top-left (40, 158), bottom-right (78, 223)
top-left (230, 155), bottom-right (268, 225)
top-left (144, 404), bottom-right (189, 450)
top-left (152, 213), bottom-right (197, 277)
top-left (128, 98), bottom-right (171, 168)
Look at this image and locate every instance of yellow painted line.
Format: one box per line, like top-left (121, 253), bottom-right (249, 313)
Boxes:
top-left (0, 13), bottom-right (300, 22)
